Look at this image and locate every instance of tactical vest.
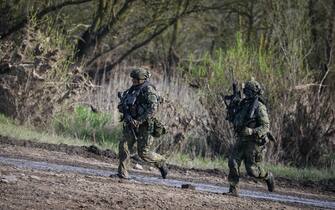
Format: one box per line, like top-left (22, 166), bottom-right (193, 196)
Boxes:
top-left (233, 97), bottom-right (262, 131)
top-left (119, 81), bottom-right (167, 137)
top-left (121, 81), bottom-right (156, 119)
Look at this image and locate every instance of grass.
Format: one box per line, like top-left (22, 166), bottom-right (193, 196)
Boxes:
top-left (168, 152), bottom-right (335, 182)
top-left (0, 113), bottom-right (333, 183)
top-left (53, 105), bottom-right (119, 146)
top-left (265, 163), bottom-right (335, 182)
top-left (168, 153), bottom-right (229, 171)
top-left (0, 114), bottom-right (118, 153)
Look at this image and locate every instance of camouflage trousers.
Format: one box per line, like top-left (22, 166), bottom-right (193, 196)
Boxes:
top-left (228, 138), bottom-right (270, 188)
top-left (118, 121), bottom-right (166, 178)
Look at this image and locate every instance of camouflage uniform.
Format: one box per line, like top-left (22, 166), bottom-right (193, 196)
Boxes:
top-left (228, 80), bottom-right (274, 195)
top-left (117, 68), bottom-right (167, 179)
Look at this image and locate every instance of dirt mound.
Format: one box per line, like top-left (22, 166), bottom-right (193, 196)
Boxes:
top-left (0, 135), bottom-right (116, 160)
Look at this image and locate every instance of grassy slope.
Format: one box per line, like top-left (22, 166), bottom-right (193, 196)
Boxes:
top-left (0, 114), bottom-right (115, 150)
top-left (0, 114), bottom-right (334, 182)
top-left (168, 153), bottom-right (335, 182)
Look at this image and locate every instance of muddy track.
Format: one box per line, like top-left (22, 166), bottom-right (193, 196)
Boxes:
top-left (0, 135), bottom-right (334, 209)
top-left (0, 135), bottom-right (334, 193)
top-left (0, 135), bottom-right (117, 160)
top-left (0, 156), bottom-right (334, 209)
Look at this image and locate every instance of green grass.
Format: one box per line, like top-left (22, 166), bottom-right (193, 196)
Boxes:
top-left (0, 113), bottom-right (118, 153)
top-left (265, 163), bottom-right (335, 182)
top-left (168, 152), bottom-right (335, 182)
top-left (168, 153), bottom-right (229, 171)
top-left (52, 105), bottom-right (122, 151)
top-left (0, 113), bottom-right (333, 182)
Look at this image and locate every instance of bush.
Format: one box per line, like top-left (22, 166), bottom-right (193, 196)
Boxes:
top-left (183, 34), bottom-right (282, 157)
top-left (53, 105), bottom-right (120, 147)
top-left (181, 33), bottom-right (335, 169)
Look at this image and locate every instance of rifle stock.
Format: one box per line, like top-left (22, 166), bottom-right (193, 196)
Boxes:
top-left (223, 81), bottom-right (241, 122)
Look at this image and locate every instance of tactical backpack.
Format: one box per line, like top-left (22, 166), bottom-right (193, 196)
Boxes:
top-left (150, 86), bottom-right (167, 138)
top-left (118, 81), bottom-right (167, 138)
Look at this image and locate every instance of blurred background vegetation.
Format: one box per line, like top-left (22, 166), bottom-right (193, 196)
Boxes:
top-left (0, 0), bottom-right (334, 170)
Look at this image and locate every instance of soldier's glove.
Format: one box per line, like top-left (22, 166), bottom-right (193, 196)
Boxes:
top-left (242, 127), bottom-right (254, 136)
top-left (117, 104), bottom-right (123, 113)
top-left (130, 119), bottom-right (140, 128)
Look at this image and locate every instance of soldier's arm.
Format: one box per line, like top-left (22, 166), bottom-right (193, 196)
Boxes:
top-left (117, 90), bottom-right (127, 113)
top-left (117, 103), bottom-right (124, 113)
top-left (137, 85), bottom-right (158, 123)
top-left (254, 103), bottom-right (270, 138)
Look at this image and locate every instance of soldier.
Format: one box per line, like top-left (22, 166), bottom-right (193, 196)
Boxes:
top-left (115, 67), bottom-right (168, 179)
top-left (227, 79), bottom-right (275, 196)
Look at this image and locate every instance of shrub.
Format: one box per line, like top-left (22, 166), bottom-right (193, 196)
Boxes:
top-left (53, 105), bottom-right (120, 146)
top-left (181, 33), bottom-right (335, 169)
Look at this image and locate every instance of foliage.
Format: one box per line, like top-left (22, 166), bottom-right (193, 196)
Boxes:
top-left (0, 10), bottom-right (95, 126)
top-left (169, 152), bottom-right (335, 182)
top-left (1, 0), bottom-right (334, 169)
top-left (53, 105), bottom-right (120, 147)
top-left (183, 34), bottom-right (283, 155)
top-left (0, 113), bottom-right (90, 147)
top-left (182, 32), bottom-right (335, 168)
top-left (265, 163), bottom-right (335, 182)
top-left (168, 153), bottom-right (229, 171)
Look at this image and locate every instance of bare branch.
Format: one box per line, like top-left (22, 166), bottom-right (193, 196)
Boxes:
top-left (0, 0), bottom-right (93, 39)
top-left (318, 47), bottom-right (333, 99)
top-left (94, 20), bottom-right (175, 78)
top-left (87, 1), bottom-right (236, 78)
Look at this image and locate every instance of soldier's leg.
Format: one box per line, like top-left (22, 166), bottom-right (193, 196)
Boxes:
top-left (117, 127), bottom-right (136, 178)
top-left (244, 143), bottom-right (274, 191)
top-left (244, 143), bottom-right (267, 178)
top-left (228, 142), bottom-right (244, 195)
top-left (137, 125), bottom-right (166, 173)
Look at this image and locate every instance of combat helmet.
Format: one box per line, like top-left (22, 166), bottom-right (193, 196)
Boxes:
top-left (243, 79), bottom-right (263, 97)
top-left (130, 67), bottom-right (151, 80)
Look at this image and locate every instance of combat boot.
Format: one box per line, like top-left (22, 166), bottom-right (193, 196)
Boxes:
top-left (266, 172), bottom-right (275, 192)
top-left (110, 173), bottom-right (129, 180)
top-left (227, 185), bottom-right (239, 197)
top-left (159, 163), bottom-right (168, 179)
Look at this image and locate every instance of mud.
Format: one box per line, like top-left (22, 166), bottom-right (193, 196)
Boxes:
top-left (0, 135), bottom-right (116, 159)
top-left (1, 156), bottom-right (334, 209)
top-left (0, 136), bottom-right (334, 209)
top-left (1, 135), bottom-right (334, 193)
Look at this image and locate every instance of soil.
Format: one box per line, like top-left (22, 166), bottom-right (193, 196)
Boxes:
top-left (0, 135), bottom-right (334, 210)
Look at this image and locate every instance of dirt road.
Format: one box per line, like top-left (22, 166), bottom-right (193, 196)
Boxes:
top-left (0, 136), bottom-right (334, 209)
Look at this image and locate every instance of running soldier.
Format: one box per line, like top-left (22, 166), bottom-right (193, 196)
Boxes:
top-left (116, 67), bottom-right (168, 179)
top-left (225, 79), bottom-right (275, 196)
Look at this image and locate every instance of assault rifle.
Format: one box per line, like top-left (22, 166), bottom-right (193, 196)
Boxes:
top-left (117, 92), bottom-right (138, 140)
top-left (223, 81), bottom-right (241, 123)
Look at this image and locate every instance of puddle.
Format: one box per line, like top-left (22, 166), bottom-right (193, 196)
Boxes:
top-left (0, 156), bottom-right (334, 209)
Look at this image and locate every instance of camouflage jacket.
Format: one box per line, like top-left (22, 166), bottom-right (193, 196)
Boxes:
top-left (118, 81), bottom-right (159, 123)
top-left (232, 97), bottom-right (270, 139)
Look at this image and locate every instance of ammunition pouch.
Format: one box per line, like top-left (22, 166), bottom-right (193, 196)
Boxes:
top-left (255, 145), bottom-right (266, 162)
top-left (257, 137), bottom-right (268, 146)
top-left (255, 151), bottom-right (263, 162)
top-left (152, 118), bottom-right (167, 138)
